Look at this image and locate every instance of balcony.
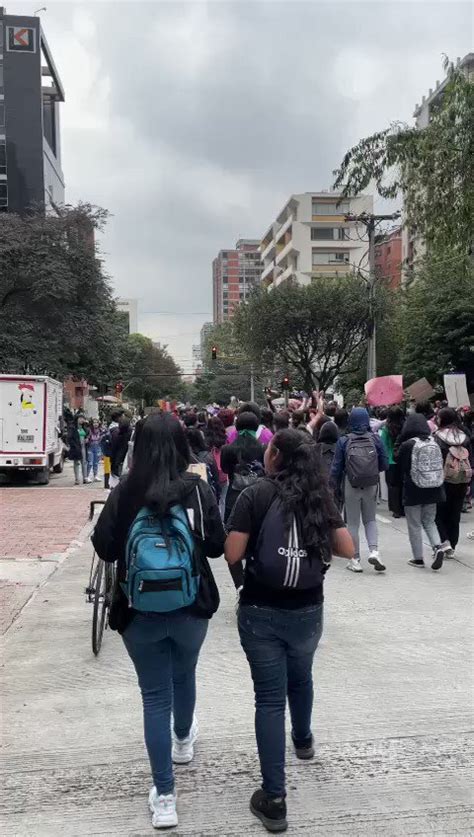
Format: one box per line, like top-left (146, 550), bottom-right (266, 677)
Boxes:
top-left (275, 264), bottom-right (294, 286)
top-left (261, 260), bottom-right (275, 282)
top-left (260, 238), bottom-right (276, 261)
top-left (275, 214), bottom-right (293, 243)
top-left (275, 238), bottom-right (296, 266)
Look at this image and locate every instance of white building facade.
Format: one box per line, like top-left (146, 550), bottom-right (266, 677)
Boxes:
top-left (117, 298), bottom-right (138, 334)
top-left (260, 191), bottom-right (373, 290)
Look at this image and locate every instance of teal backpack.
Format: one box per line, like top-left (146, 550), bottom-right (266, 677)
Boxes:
top-left (123, 505), bottom-right (199, 612)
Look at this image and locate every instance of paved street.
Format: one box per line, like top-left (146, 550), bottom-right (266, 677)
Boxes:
top-left (0, 462), bottom-right (105, 633)
top-left (1, 501), bottom-right (473, 836)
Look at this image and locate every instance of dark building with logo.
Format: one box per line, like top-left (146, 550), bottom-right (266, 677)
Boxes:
top-left (0, 8), bottom-right (65, 213)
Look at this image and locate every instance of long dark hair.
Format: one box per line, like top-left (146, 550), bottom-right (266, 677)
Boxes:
top-left (270, 429), bottom-right (336, 560)
top-left (205, 416), bottom-right (227, 449)
top-left (386, 406), bottom-right (405, 440)
top-left (186, 427), bottom-right (207, 454)
top-left (126, 413), bottom-right (190, 515)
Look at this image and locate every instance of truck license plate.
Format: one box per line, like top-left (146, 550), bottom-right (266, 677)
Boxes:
top-left (17, 434), bottom-right (34, 443)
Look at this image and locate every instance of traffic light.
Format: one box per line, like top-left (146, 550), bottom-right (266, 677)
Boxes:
top-left (211, 345), bottom-right (218, 361)
top-left (282, 375), bottom-right (290, 391)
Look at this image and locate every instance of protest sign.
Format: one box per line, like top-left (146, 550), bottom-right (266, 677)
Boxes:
top-left (443, 374), bottom-right (470, 409)
top-left (365, 375), bottom-right (404, 407)
top-left (406, 378), bottom-right (435, 403)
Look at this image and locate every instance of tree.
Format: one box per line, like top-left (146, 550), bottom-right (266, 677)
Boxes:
top-left (400, 255), bottom-right (474, 389)
top-left (196, 320), bottom-right (256, 404)
top-left (234, 277), bottom-right (378, 392)
top-left (121, 333), bottom-right (182, 406)
top-left (333, 58), bottom-right (474, 259)
top-left (333, 57), bottom-right (474, 392)
top-left (0, 203), bottom-right (127, 385)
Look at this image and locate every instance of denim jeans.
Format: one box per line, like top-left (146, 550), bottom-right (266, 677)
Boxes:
top-left (238, 604), bottom-right (323, 798)
top-left (87, 443), bottom-right (101, 478)
top-left (122, 611), bottom-right (208, 794)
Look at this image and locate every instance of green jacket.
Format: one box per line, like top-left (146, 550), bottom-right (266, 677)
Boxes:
top-left (379, 425), bottom-right (395, 466)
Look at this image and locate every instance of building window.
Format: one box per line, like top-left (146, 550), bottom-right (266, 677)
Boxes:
top-left (42, 98), bottom-right (57, 155)
top-left (0, 141), bottom-right (6, 176)
top-left (311, 227), bottom-right (350, 241)
top-left (0, 66), bottom-right (3, 89)
top-left (222, 276), bottom-right (228, 284)
top-left (0, 182), bottom-right (7, 208)
top-left (312, 250), bottom-right (350, 265)
top-left (0, 103), bottom-right (4, 128)
top-left (312, 201), bottom-right (349, 216)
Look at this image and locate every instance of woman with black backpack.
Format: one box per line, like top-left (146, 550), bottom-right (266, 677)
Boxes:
top-left (225, 429), bottom-right (354, 833)
top-left (433, 408), bottom-right (472, 557)
top-left (92, 414), bottom-right (225, 830)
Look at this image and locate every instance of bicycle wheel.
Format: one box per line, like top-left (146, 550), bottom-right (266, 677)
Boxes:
top-left (92, 559), bottom-right (107, 656)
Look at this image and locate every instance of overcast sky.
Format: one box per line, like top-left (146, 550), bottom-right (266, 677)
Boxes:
top-left (12, 0), bottom-right (473, 371)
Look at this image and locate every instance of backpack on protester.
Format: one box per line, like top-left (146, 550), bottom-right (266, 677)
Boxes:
top-left (410, 438), bottom-right (444, 489)
top-left (345, 433), bottom-right (379, 488)
top-left (232, 458), bottom-right (265, 492)
top-left (249, 493), bottom-right (330, 590)
top-left (443, 445), bottom-right (472, 484)
top-left (100, 430), bottom-right (114, 458)
top-left (212, 447), bottom-right (228, 485)
top-left (122, 504), bottom-right (199, 612)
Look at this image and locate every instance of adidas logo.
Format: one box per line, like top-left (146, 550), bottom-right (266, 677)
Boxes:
top-left (278, 546), bottom-right (307, 559)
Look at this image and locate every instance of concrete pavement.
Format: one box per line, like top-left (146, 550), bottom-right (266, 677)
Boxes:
top-left (1, 506), bottom-right (473, 836)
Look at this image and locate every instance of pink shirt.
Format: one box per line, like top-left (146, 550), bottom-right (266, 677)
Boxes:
top-left (226, 424), bottom-right (273, 445)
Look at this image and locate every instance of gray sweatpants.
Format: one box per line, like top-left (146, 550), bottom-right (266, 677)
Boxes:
top-left (344, 479), bottom-right (378, 560)
top-left (404, 504), bottom-right (441, 560)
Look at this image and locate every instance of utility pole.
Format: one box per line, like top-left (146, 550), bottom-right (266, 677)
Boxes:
top-left (250, 364), bottom-right (255, 402)
top-left (345, 211), bottom-right (400, 382)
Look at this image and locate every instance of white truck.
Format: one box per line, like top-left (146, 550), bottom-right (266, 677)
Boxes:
top-left (0, 375), bottom-right (64, 485)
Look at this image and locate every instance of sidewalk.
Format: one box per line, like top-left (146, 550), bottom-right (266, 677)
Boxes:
top-left (1, 509), bottom-right (473, 836)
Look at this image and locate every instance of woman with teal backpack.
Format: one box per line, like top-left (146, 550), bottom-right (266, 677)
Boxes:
top-left (92, 414), bottom-right (225, 830)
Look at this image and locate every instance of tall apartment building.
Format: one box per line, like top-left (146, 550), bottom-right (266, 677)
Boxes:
top-left (117, 298), bottom-right (138, 334)
top-left (375, 226), bottom-right (402, 290)
top-left (402, 53), bottom-right (474, 274)
top-left (213, 239), bottom-right (262, 324)
top-left (0, 8), bottom-right (65, 213)
top-left (260, 192), bottom-right (373, 290)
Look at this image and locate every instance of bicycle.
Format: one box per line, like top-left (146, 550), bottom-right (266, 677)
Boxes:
top-left (86, 499), bottom-right (115, 656)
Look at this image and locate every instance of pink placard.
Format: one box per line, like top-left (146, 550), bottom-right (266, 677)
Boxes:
top-left (364, 375), bottom-right (404, 407)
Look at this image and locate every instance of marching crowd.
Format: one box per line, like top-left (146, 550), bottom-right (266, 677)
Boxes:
top-left (88, 391), bottom-right (473, 833)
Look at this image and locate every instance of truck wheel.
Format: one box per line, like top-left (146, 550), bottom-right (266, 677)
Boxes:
top-left (37, 467), bottom-right (50, 486)
top-left (53, 459), bottom-right (64, 474)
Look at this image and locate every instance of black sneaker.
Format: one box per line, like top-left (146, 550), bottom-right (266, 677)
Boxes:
top-left (431, 548), bottom-right (444, 571)
top-left (292, 734), bottom-right (315, 760)
top-left (408, 558), bottom-right (425, 568)
top-left (250, 789), bottom-right (288, 833)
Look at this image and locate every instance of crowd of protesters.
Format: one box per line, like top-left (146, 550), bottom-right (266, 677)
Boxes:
top-left (88, 387), bottom-right (472, 833)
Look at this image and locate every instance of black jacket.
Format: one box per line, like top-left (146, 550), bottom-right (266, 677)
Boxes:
top-left (67, 426), bottom-right (88, 460)
top-left (91, 472), bottom-right (225, 632)
top-left (110, 425), bottom-right (132, 476)
top-left (395, 414), bottom-right (445, 507)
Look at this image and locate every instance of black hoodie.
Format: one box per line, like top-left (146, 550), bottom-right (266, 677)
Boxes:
top-left (92, 472), bottom-right (225, 632)
top-left (395, 414), bottom-right (445, 506)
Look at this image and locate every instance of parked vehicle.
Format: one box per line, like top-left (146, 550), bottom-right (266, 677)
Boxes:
top-left (0, 375), bottom-right (64, 484)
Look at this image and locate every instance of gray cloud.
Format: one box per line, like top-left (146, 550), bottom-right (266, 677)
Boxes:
top-left (11, 1), bottom-right (474, 362)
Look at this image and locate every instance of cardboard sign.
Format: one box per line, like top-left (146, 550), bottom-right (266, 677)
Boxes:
top-left (406, 377), bottom-right (435, 403)
top-left (365, 375), bottom-right (404, 407)
top-left (443, 374), bottom-right (470, 409)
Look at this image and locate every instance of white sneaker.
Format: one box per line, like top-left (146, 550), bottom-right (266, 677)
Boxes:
top-left (368, 550), bottom-right (386, 572)
top-left (172, 716), bottom-right (198, 764)
top-left (347, 558), bottom-right (363, 573)
top-left (84, 477), bottom-right (92, 483)
top-left (149, 787), bottom-right (178, 829)
top-left (94, 476), bottom-right (102, 482)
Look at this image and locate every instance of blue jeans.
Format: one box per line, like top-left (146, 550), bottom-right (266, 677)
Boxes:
top-left (122, 611), bottom-right (208, 794)
top-left (87, 443), bottom-right (101, 478)
top-left (238, 604), bottom-right (323, 798)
